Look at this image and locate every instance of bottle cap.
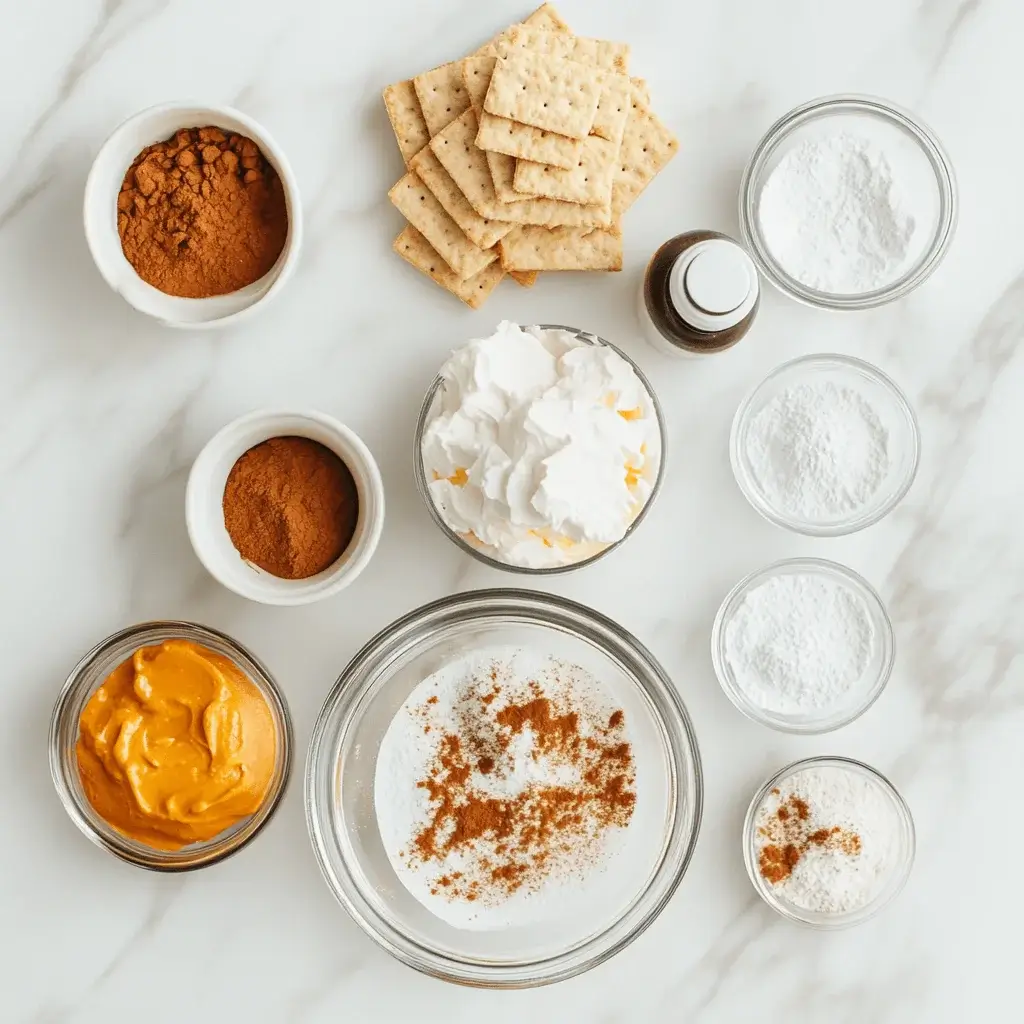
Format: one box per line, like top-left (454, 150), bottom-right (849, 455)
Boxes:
top-left (668, 238), bottom-right (758, 332)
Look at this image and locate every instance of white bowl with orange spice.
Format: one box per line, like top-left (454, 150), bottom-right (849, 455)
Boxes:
top-left (84, 101), bottom-right (302, 328)
top-left (186, 410), bottom-right (385, 606)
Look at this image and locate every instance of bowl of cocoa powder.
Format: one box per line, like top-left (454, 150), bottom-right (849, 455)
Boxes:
top-left (186, 410), bottom-right (385, 605)
top-left (84, 102), bottom-right (302, 328)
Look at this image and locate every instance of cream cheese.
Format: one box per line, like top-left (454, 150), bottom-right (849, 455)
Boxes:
top-left (421, 323), bottom-right (661, 568)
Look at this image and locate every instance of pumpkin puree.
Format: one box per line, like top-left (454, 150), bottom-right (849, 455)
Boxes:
top-left (76, 640), bottom-right (276, 850)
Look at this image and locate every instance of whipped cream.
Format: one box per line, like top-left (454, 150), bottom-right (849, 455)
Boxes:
top-left (421, 322), bottom-right (661, 568)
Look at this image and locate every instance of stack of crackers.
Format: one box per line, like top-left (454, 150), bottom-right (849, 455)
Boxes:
top-left (383, 3), bottom-right (679, 308)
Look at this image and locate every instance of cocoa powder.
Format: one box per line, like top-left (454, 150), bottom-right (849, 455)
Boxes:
top-left (117, 126), bottom-right (288, 298)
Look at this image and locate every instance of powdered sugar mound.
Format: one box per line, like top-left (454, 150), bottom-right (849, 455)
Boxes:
top-left (745, 379), bottom-right (890, 521)
top-left (754, 765), bottom-right (903, 915)
top-left (724, 573), bottom-right (875, 714)
top-left (757, 133), bottom-right (919, 294)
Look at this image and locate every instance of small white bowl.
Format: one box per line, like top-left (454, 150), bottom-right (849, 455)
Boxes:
top-left (84, 101), bottom-right (302, 328)
top-left (186, 410), bottom-right (385, 605)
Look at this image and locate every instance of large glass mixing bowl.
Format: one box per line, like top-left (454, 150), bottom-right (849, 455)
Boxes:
top-left (305, 589), bottom-right (702, 987)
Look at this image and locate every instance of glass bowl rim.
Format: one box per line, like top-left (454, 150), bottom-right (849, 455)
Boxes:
top-left (742, 755), bottom-right (916, 929)
top-left (304, 587), bottom-right (704, 987)
top-left (49, 620), bottom-right (294, 871)
top-left (710, 557), bottom-right (896, 734)
top-left (729, 352), bottom-right (922, 537)
top-left (738, 93), bottom-right (958, 310)
top-left (412, 324), bottom-right (667, 575)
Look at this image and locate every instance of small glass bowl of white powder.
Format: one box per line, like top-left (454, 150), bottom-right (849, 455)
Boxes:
top-left (731, 354), bottom-right (920, 536)
top-left (739, 94), bottom-right (957, 309)
top-left (712, 558), bottom-right (895, 733)
top-left (743, 757), bottom-right (915, 928)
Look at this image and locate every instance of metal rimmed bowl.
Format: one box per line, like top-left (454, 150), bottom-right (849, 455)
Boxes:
top-left (730, 354), bottom-right (921, 536)
top-left (739, 94), bottom-right (957, 309)
top-left (413, 325), bottom-right (666, 575)
top-left (711, 558), bottom-right (896, 734)
top-left (49, 621), bottom-right (293, 870)
top-left (305, 589), bottom-right (703, 987)
top-left (743, 756), bottom-right (915, 929)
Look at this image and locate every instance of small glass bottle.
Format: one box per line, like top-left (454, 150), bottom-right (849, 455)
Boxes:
top-left (638, 230), bottom-right (759, 357)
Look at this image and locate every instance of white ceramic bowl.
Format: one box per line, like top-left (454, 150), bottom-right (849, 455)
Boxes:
top-left (84, 101), bottom-right (302, 328)
top-left (186, 410), bottom-right (384, 605)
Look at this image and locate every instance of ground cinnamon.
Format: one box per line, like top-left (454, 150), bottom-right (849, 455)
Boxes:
top-left (409, 674), bottom-right (635, 903)
top-left (117, 126), bottom-right (288, 298)
top-left (757, 791), bottom-right (862, 885)
top-left (222, 436), bottom-right (359, 580)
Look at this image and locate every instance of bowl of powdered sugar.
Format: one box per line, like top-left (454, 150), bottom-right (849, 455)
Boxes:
top-left (731, 354), bottom-right (920, 536)
top-left (739, 95), bottom-right (956, 309)
top-left (744, 757), bottom-right (915, 928)
top-left (712, 558), bottom-right (895, 733)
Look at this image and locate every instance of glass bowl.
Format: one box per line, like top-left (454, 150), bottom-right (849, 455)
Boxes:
top-left (413, 324), bottom-right (666, 575)
top-left (743, 756), bottom-right (915, 929)
top-left (711, 558), bottom-right (895, 733)
top-left (49, 621), bottom-right (293, 870)
top-left (730, 354), bottom-right (921, 536)
top-left (305, 589), bottom-right (703, 987)
top-left (739, 95), bottom-right (957, 309)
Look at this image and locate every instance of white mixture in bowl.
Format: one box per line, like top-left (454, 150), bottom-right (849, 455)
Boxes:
top-left (374, 647), bottom-right (637, 930)
top-left (420, 322), bottom-right (661, 569)
top-left (753, 763), bottom-right (904, 916)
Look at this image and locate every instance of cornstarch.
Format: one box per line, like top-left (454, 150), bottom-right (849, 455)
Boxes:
top-left (724, 572), bottom-right (875, 715)
top-left (757, 133), bottom-right (918, 294)
top-left (745, 378), bottom-right (890, 522)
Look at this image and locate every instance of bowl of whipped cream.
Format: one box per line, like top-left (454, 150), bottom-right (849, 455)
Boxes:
top-left (415, 322), bottom-right (666, 573)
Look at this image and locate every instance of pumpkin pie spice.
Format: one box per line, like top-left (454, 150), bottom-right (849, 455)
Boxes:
top-left (405, 664), bottom-right (636, 905)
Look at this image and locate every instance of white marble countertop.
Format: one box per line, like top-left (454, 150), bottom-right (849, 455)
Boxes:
top-left (2, 0), bottom-right (1020, 1020)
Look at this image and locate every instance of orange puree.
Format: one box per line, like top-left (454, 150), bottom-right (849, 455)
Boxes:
top-left (76, 640), bottom-right (277, 850)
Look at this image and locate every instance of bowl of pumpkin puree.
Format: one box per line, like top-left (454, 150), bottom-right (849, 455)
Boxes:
top-left (49, 622), bottom-right (292, 870)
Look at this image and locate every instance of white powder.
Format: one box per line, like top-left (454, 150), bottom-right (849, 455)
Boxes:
top-left (754, 765), bottom-right (904, 915)
top-left (745, 378), bottom-right (890, 521)
top-left (374, 647), bottom-right (636, 931)
top-left (757, 133), bottom-right (918, 294)
top-left (724, 572), bottom-right (875, 715)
